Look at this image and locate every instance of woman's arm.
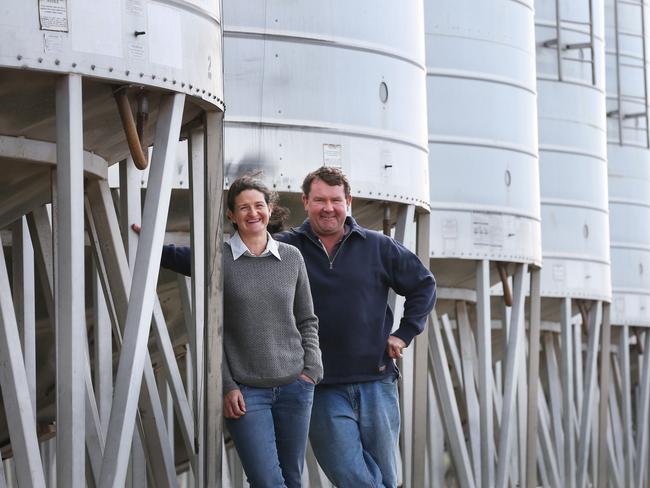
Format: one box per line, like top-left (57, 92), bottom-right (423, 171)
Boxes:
top-left (293, 257), bottom-right (323, 384)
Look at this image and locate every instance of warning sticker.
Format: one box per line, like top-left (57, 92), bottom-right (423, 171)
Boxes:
top-left (39, 0), bottom-right (69, 32)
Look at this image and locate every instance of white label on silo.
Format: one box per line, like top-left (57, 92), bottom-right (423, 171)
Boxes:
top-left (323, 144), bottom-right (342, 167)
top-left (39, 0), bottom-right (68, 32)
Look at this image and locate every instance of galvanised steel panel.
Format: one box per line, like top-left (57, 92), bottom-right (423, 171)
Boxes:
top-left (0, 0), bottom-right (223, 109)
top-left (606, 0), bottom-right (650, 325)
top-left (222, 0), bottom-right (429, 208)
top-left (425, 0), bottom-right (542, 265)
top-left (536, 0), bottom-right (612, 300)
top-left (0, 1), bottom-right (223, 165)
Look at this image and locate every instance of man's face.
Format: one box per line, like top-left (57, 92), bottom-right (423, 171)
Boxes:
top-left (302, 178), bottom-right (352, 237)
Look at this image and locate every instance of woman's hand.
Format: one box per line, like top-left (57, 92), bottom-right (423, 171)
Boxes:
top-left (299, 373), bottom-right (315, 384)
top-left (223, 389), bottom-right (246, 419)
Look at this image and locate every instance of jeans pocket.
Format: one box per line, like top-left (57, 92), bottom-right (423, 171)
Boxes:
top-left (296, 376), bottom-right (316, 390)
top-left (380, 372), bottom-right (398, 384)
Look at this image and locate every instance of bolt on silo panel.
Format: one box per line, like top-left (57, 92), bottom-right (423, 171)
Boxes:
top-left (426, 0), bottom-right (542, 269)
top-left (536, 0), bottom-right (612, 301)
top-left (222, 0), bottom-right (429, 208)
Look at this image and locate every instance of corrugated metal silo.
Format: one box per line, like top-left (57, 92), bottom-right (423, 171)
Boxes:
top-left (534, 0), bottom-right (611, 486)
top-left (221, 2), bottom-right (431, 486)
top-left (425, 1), bottom-right (542, 486)
top-left (605, 0), bottom-right (650, 485)
top-left (0, 1), bottom-right (224, 486)
top-left (222, 0), bottom-right (429, 220)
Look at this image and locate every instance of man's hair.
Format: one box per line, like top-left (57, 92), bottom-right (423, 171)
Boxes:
top-left (301, 166), bottom-right (351, 198)
top-left (227, 173), bottom-right (278, 230)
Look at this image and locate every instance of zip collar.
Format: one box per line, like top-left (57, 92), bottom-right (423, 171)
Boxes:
top-left (291, 216), bottom-right (366, 270)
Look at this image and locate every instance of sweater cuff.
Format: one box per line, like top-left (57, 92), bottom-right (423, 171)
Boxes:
top-left (391, 327), bottom-right (418, 347)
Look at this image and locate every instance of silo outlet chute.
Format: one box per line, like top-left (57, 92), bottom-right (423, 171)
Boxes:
top-left (0, 1), bottom-right (224, 486)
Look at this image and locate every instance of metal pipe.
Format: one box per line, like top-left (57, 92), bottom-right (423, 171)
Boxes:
top-left (113, 86), bottom-right (148, 170)
top-left (496, 262), bottom-right (513, 307)
top-left (383, 205), bottom-right (392, 236)
top-left (136, 92), bottom-right (149, 159)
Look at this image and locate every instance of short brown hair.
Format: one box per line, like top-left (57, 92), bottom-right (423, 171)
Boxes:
top-left (227, 174), bottom-right (278, 230)
top-left (302, 166), bottom-right (351, 198)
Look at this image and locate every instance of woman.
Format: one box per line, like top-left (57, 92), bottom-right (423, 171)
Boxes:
top-left (158, 175), bottom-right (322, 487)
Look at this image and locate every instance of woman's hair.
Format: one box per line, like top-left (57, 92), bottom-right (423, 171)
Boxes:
top-left (267, 205), bottom-right (291, 234)
top-left (227, 173), bottom-right (287, 231)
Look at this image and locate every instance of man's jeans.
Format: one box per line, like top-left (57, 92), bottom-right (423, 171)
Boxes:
top-left (225, 378), bottom-right (315, 488)
top-left (309, 374), bottom-right (400, 488)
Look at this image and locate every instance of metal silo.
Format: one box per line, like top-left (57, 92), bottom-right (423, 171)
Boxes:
top-left (425, 1), bottom-right (542, 487)
top-left (0, 2), bottom-right (223, 487)
top-left (605, 0), bottom-right (650, 485)
top-left (534, 0), bottom-right (612, 487)
top-left (221, 2), bottom-right (431, 486)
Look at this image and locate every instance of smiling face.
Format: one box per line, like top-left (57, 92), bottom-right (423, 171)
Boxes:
top-left (302, 178), bottom-right (351, 238)
top-left (227, 189), bottom-right (272, 239)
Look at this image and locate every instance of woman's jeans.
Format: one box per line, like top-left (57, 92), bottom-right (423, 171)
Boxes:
top-left (225, 378), bottom-right (315, 488)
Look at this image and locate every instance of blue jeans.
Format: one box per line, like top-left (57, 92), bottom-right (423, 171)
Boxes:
top-left (225, 378), bottom-right (315, 488)
top-left (309, 375), bottom-right (400, 488)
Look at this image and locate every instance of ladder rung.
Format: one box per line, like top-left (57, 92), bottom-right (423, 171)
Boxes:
top-left (624, 112), bottom-right (648, 119)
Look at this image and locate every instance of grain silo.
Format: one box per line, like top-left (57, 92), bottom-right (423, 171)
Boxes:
top-left (0, 1), bottom-right (224, 486)
top-left (425, 0), bottom-right (542, 486)
top-left (535, 0), bottom-right (612, 486)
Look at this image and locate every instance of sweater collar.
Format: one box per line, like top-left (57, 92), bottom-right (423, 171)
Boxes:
top-left (228, 231), bottom-right (282, 260)
top-left (294, 216), bottom-right (367, 242)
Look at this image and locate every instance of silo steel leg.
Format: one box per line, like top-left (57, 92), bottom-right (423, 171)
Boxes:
top-left (525, 267), bottom-right (541, 488)
top-left (411, 210), bottom-right (430, 488)
top-left (457, 300), bottom-right (481, 486)
top-left (618, 324), bottom-right (634, 487)
top-left (97, 93), bottom-right (185, 488)
top-left (577, 302), bottom-right (603, 488)
top-left (85, 179), bottom-right (181, 487)
top-left (537, 385), bottom-right (561, 487)
top-left (204, 109), bottom-right (225, 488)
top-left (119, 157), bottom-right (147, 488)
top-left (188, 124), bottom-right (207, 488)
top-left (93, 266), bottom-right (112, 439)
top-left (561, 297), bottom-right (576, 488)
top-left (495, 263), bottom-right (527, 488)
top-left (544, 333), bottom-right (564, 480)
top-left (428, 311), bottom-right (476, 488)
top-left (427, 373), bottom-right (445, 487)
top-left (476, 259), bottom-right (494, 488)
top-left (11, 217), bottom-right (36, 416)
top-left (27, 204), bottom-right (105, 482)
top-left (634, 331), bottom-right (650, 486)
top-left (55, 72), bottom-right (86, 488)
top-left (0, 235), bottom-right (46, 488)
top-left (597, 303), bottom-right (612, 488)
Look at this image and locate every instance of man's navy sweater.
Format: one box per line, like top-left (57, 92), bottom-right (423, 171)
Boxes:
top-left (275, 217), bottom-right (436, 385)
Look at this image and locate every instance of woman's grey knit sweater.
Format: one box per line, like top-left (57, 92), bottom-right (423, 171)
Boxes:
top-left (222, 241), bottom-right (323, 393)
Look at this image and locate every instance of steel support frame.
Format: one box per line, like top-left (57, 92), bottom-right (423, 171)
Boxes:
top-left (97, 92), bottom-right (185, 488)
top-left (55, 73), bottom-right (86, 488)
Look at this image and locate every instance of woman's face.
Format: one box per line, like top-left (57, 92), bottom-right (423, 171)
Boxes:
top-left (228, 189), bottom-right (272, 238)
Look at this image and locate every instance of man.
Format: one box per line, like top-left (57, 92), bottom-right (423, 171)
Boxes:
top-left (275, 166), bottom-right (436, 487)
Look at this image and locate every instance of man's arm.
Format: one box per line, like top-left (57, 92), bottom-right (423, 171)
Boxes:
top-left (387, 238), bottom-right (437, 346)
